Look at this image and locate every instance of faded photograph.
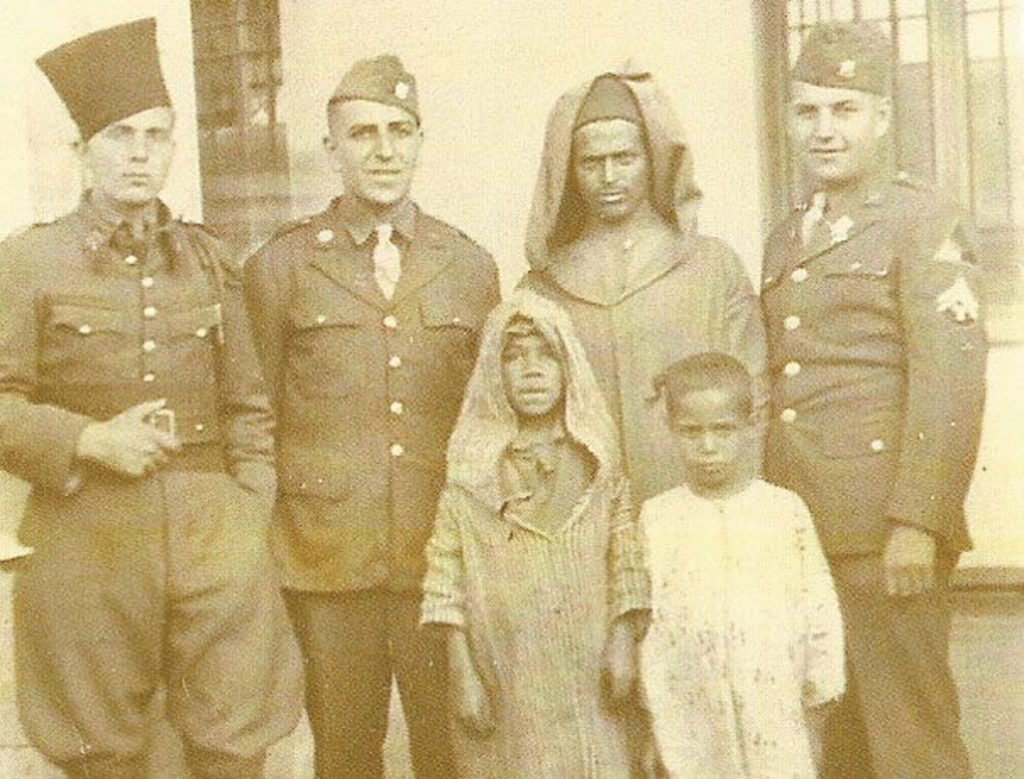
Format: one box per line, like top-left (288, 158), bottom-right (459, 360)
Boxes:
top-left (0, 1), bottom-right (1021, 778)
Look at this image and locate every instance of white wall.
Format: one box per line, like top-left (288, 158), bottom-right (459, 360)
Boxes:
top-left (277, 0), bottom-right (766, 289)
top-left (0, 1), bottom-right (203, 233)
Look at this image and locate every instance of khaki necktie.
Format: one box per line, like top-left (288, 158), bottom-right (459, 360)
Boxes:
top-left (801, 191), bottom-right (828, 246)
top-left (373, 223), bottom-right (401, 300)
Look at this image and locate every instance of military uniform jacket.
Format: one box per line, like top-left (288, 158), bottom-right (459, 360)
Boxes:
top-left (761, 179), bottom-right (987, 555)
top-left (0, 196), bottom-right (275, 508)
top-left (244, 197), bottom-right (500, 592)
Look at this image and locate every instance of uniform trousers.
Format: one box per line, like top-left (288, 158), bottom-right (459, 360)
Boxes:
top-left (284, 588), bottom-right (454, 779)
top-left (823, 554), bottom-right (971, 779)
top-left (14, 470), bottom-right (303, 779)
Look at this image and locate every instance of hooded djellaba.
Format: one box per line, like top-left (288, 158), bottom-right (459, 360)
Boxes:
top-left (420, 290), bottom-right (648, 778)
top-left (519, 63), bottom-right (768, 503)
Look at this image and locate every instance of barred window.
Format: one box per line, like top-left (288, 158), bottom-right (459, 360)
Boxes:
top-left (190, 0), bottom-right (290, 252)
top-left (761, 1), bottom-right (1022, 308)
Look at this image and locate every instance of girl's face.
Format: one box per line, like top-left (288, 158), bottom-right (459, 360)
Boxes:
top-left (669, 387), bottom-right (751, 498)
top-left (501, 330), bottom-right (565, 423)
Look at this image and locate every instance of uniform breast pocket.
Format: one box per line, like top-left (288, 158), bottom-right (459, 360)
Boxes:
top-left (163, 304), bottom-right (222, 366)
top-left (286, 307), bottom-right (366, 398)
top-left (420, 296), bottom-right (480, 370)
top-left (42, 302), bottom-right (132, 381)
top-left (817, 254), bottom-right (898, 344)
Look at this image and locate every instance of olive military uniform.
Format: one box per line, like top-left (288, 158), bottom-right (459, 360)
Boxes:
top-left (762, 176), bottom-right (985, 777)
top-left (0, 197), bottom-right (303, 777)
top-left (245, 194), bottom-right (500, 777)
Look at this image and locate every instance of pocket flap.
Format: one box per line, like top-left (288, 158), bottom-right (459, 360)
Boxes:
top-left (820, 418), bottom-right (900, 458)
top-left (822, 253), bottom-right (894, 279)
top-left (165, 303), bottom-right (222, 338)
top-left (420, 294), bottom-right (477, 330)
top-left (49, 304), bottom-right (124, 333)
top-left (290, 305), bottom-right (363, 330)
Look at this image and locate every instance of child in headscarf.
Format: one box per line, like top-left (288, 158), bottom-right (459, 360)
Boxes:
top-left (639, 353), bottom-right (844, 777)
top-left (420, 290), bottom-right (648, 778)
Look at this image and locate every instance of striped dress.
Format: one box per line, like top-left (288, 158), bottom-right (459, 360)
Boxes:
top-left (421, 459), bottom-right (646, 778)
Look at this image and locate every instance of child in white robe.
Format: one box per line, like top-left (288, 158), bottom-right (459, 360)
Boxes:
top-left (639, 352), bottom-right (844, 778)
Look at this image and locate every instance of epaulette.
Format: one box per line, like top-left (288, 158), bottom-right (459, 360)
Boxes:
top-left (249, 216), bottom-right (314, 256)
top-left (270, 216), bottom-right (313, 241)
top-left (177, 217), bottom-right (224, 241)
top-left (436, 220), bottom-right (490, 257)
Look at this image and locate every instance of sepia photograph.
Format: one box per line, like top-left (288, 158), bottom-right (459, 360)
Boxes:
top-left (0, 1), bottom-right (1021, 777)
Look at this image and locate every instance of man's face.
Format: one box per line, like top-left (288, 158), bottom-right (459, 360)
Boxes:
top-left (572, 119), bottom-right (650, 224)
top-left (79, 106), bottom-right (175, 210)
top-left (325, 99), bottom-right (422, 209)
top-left (670, 387), bottom-right (750, 498)
top-left (501, 330), bottom-right (565, 422)
top-left (790, 81), bottom-right (891, 189)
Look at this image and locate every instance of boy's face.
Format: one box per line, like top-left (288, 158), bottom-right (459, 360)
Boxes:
top-left (670, 387), bottom-right (750, 497)
top-left (501, 330), bottom-right (565, 423)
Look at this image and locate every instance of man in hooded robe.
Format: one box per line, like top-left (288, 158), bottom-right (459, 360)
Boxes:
top-left (519, 66), bottom-right (768, 506)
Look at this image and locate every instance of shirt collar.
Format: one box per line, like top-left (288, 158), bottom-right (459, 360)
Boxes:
top-left (333, 194), bottom-right (417, 246)
top-left (79, 191), bottom-right (159, 246)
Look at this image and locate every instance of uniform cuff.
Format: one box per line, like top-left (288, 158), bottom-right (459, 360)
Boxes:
top-left (419, 603), bottom-right (465, 629)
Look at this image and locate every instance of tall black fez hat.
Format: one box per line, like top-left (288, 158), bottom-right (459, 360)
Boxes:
top-left (791, 22), bottom-right (893, 95)
top-left (329, 55), bottom-right (420, 122)
top-left (37, 18), bottom-right (171, 141)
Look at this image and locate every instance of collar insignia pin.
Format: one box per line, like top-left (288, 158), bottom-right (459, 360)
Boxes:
top-left (317, 228), bottom-right (335, 245)
top-left (839, 60), bottom-right (856, 79)
top-left (830, 215), bottom-right (854, 244)
top-left (395, 81), bottom-right (410, 100)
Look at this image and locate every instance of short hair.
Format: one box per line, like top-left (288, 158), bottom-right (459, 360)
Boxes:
top-left (654, 352), bottom-right (753, 419)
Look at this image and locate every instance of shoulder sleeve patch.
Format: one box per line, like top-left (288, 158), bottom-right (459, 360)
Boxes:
top-left (935, 276), bottom-right (980, 324)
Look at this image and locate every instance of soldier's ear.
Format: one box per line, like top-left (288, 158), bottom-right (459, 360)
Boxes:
top-left (322, 135), bottom-right (343, 172)
top-left (873, 95), bottom-right (892, 139)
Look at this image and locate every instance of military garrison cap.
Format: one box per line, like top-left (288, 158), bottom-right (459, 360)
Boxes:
top-left (791, 21), bottom-right (893, 95)
top-left (37, 18), bottom-right (171, 141)
top-left (329, 55), bottom-right (419, 122)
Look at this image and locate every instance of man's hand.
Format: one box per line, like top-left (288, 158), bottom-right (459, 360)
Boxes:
top-left (76, 399), bottom-right (181, 478)
top-left (602, 616), bottom-right (640, 708)
top-left (883, 523), bottom-right (937, 597)
top-left (447, 630), bottom-right (495, 738)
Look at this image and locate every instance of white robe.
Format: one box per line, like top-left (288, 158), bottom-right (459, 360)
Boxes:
top-left (640, 480), bottom-right (845, 778)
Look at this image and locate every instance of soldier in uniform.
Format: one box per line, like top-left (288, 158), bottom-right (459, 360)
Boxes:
top-left (0, 19), bottom-right (304, 779)
top-left (244, 55), bottom-right (500, 777)
top-left (761, 22), bottom-right (986, 778)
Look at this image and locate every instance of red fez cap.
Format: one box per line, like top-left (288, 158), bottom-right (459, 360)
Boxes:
top-left (574, 75), bottom-right (643, 131)
top-left (791, 22), bottom-right (893, 95)
top-left (329, 55), bottom-right (419, 122)
top-left (37, 18), bottom-right (171, 141)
